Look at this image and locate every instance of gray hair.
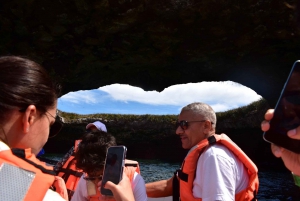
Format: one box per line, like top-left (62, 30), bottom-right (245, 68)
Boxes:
top-left (181, 102), bottom-right (216, 129)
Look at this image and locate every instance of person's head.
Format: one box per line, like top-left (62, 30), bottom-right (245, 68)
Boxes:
top-left (75, 130), bottom-right (116, 178)
top-left (176, 102), bottom-right (216, 149)
top-left (0, 56), bottom-right (61, 154)
top-left (86, 121), bottom-right (107, 132)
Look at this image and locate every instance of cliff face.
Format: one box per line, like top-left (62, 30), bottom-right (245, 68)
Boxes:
top-left (1, 0), bottom-right (300, 106)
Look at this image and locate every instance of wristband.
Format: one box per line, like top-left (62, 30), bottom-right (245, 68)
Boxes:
top-left (292, 172), bottom-right (300, 187)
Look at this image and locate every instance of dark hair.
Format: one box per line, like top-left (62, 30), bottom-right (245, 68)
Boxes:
top-left (75, 131), bottom-right (116, 174)
top-left (0, 56), bottom-right (61, 123)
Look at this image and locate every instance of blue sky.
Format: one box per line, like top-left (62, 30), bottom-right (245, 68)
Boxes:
top-left (58, 81), bottom-right (262, 115)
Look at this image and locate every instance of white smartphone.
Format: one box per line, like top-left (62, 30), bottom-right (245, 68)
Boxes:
top-left (263, 60), bottom-right (300, 153)
top-left (101, 145), bottom-right (127, 196)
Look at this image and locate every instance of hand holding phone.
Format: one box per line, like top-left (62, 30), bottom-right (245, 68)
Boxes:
top-left (101, 146), bottom-right (127, 196)
top-left (263, 60), bottom-right (300, 153)
top-left (101, 171), bottom-right (135, 201)
top-left (262, 109), bottom-right (300, 176)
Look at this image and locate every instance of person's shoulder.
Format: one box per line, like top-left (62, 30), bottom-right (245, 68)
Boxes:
top-left (0, 141), bottom-right (10, 151)
top-left (132, 172), bottom-right (143, 182)
top-left (199, 145), bottom-right (238, 168)
top-left (131, 172), bottom-right (146, 186)
top-left (203, 144), bottom-right (234, 159)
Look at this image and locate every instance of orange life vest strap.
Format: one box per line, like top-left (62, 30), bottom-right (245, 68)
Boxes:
top-left (59, 168), bottom-right (83, 177)
top-left (12, 148), bottom-right (56, 176)
top-left (177, 135), bottom-right (216, 183)
top-left (173, 136), bottom-right (216, 201)
top-left (125, 163), bottom-right (138, 167)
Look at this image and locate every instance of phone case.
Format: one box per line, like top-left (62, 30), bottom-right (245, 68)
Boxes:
top-left (100, 146), bottom-right (127, 196)
top-left (263, 60), bottom-right (300, 153)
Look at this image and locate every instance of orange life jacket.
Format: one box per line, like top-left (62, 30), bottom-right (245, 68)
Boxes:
top-left (174, 134), bottom-right (259, 201)
top-left (88, 160), bottom-right (140, 201)
top-left (56, 140), bottom-right (83, 199)
top-left (0, 147), bottom-right (68, 201)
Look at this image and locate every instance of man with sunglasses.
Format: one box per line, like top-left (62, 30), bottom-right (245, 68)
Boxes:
top-left (146, 102), bottom-right (258, 201)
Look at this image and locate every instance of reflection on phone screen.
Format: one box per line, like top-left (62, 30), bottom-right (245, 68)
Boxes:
top-left (105, 153), bottom-right (121, 183)
top-left (263, 61), bottom-right (300, 153)
top-left (101, 146), bottom-right (126, 196)
top-left (272, 69), bottom-right (300, 135)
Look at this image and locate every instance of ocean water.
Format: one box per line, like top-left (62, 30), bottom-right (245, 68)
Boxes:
top-left (45, 155), bottom-right (300, 201)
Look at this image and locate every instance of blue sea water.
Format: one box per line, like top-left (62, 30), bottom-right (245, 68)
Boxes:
top-left (45, 155), bottom-right (300, 201)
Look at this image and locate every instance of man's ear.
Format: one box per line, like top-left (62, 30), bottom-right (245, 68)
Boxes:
top-left (204, 120), bottom-right (213, 133)
top-left (22, 105), bottom-right (37, 134)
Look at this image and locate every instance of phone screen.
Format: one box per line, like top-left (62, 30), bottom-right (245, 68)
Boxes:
top-left (101, 146), bottom-right (127, 196)
top-left (263, 60), bottom-right (300, 153)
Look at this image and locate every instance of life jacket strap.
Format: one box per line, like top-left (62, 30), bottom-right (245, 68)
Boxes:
top-left (172, 169), bottom-right (180, 201)
top-left (59, 168), bottom-right (83, 177)
top-left (67, 189), bottom-right (75, 199)
top-left (125, 163), bottom-right (138, 167)
top-left (173, 137), bottom-right (215, 201)
top-left (207, 135), bottom-right (217, 145)
top-left (177, 137), bottom-right (215, 184)
top-left (11, 148), bottom-right (56, 176)
top-left (54, 146), bottom-right (75, 172)
top-left (252, 190), bottom-right (257, 201)
top-left (177, 169), bottom-right (188, 182)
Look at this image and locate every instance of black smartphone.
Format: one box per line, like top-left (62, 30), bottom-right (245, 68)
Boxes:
top-left (101, 145), bottom-right (127, 196)
top-left (263, 60), bottom-right (300, 153)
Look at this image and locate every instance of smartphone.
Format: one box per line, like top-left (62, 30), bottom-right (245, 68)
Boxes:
top-left (101, 145), bottom-right (127, 196)
top-left (263, 60), bottom-right (300, 153)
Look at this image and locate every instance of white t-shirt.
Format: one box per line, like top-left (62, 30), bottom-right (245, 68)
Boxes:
top-left (191, 144), bottom-right (249, 201)
top-left (43, 190), bottom-right (66, 201)
top-left (71, 172), bottom-right (147, 201)
top-left (0, 141), bottom-right (66, 201)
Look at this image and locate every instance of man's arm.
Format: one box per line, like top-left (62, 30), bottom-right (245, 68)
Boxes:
top-left (145, 177), bottom-right (173, 198)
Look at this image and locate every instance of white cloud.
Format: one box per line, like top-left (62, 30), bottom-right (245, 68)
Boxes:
top-left (210, 103), bottom-right (233, 113)
top-left (59, 81), bottom-right (262, 113)
top-left (59, 90), bottom-right (99, 104)
top-left (98, 81), bottom-right (262, 108)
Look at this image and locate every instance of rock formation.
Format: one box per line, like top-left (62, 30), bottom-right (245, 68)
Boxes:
top-left (0, 0), bottom-right (299, 107)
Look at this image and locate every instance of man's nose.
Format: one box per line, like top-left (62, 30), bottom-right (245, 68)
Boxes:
top-left (175, 126), bottom-right (184, 135)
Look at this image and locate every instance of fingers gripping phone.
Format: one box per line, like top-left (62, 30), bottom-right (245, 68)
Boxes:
top-left (101, 146), bottom-right (127, 196)
top-left (263, 60), bottom-right (300, 153)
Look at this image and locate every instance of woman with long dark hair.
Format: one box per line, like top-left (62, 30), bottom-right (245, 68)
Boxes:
top-left (0, 56), bottom-right (67, 201)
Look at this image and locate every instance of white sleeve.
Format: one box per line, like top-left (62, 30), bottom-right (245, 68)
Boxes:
top-left (131, 172), bottom-right (148, 201)
top-left (193, 146), bottom-right (236, 201)
top-left (71, 176), bottom-right (88, 201)
top-left (43, 190), bottom-right (67, 201)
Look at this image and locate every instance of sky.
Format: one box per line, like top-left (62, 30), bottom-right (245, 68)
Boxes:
top-left (57, 81), bottom-right (262, 115)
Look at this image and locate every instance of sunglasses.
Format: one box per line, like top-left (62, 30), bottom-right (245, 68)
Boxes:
top-left (47, 113), bottom-right (63, 138)
top-left (175, 120), bottom-right (211, 130)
